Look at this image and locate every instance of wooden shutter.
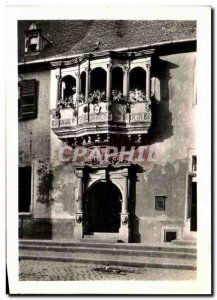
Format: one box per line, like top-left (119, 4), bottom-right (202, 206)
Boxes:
top-left (19, 79), bottom-right (37, 120)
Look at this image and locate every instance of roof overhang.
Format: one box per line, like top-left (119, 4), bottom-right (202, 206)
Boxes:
top-left (18, 38), bottom-right (196, 68)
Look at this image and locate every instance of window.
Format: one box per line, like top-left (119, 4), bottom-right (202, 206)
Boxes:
top-left (18, 79), bottom-right (38, 120)
top-left (164, 230), bottom-right (177, 242)
top-left (155, 196), bottom-right (166, 211)
top-left (61, 75), bottom-right (76, 101)
top-left (19, 167), bottom-right (32, 213)
top-left (25, 23), bottom-right (40, 53)
top-left (192, 155), bottom-right (197, 172)
top-left (27, 36), bottom-right (38, 52)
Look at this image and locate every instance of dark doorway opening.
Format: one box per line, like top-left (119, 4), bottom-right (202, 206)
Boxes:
top-left (19, 167), bottom-right (31, 213)
top-left (87, 181), bottom-right (121, 233)
top-left (129, 67), bottom-right (146, 91)
top-left (62, 75), bottom-right (76, 100)
top-left (112, 67), bottom-right (123, 92)
top-left (190, 182), bottom-right (197, 231)
top-left (80, 71), bottom-right (86, 95)
top-left (91, 68), bottom-right (106, 92)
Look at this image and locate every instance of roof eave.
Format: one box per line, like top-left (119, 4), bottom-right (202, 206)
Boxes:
top-left (18, 38), bottom-right (196, 66)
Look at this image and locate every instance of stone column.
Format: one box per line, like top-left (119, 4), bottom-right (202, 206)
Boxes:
top-left (122, 174), bottom-right (128, 214)
top-left (55, 73), bottom-right (62, 102)
top-left (119, 170), bottom-right (130, 243)
top-left (146, 63), bottom-right (151, 100)
top-left (123, 64), bottom-right (130, 97)
top-left (74, 168), bottom-right (84, 239)
top-left (85, 67), bottom-right (91, 102)
top-left (77, 174), bottom-right (83, 213)
top-left (61, 81), bottom-right (65, 100)
top-left (106, 61), bottom-right (112, 100)
top-left (75, 71), bottom-right (81, 101)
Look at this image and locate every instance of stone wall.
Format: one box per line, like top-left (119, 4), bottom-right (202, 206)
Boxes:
top-left (19, 51), bottom-right (196, 242)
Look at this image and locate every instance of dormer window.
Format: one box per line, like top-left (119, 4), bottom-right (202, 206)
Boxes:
top-left (27, 36), bottom-right (38, 52)
top-left (24, 23), bottom-right (50, 54)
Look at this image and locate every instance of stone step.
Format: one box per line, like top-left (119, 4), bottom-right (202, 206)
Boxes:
top-left (19, 249), bottom-right (197, 270)
top-left (84, 232), bottom-right (119, 239)
top-left (81, 238), bottom-right (119, 243)
top-left (19, 239), bottom-right (197, 254)
top-left (19, 244), bottom-right (196, 260)
top-left (172, 240), bottom-right (197, 247)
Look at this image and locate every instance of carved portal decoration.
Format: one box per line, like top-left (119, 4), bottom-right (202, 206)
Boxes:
top-left (121, 214), bottom-right (128, 225)
top-left (75, 213), bottom-right (83, 223)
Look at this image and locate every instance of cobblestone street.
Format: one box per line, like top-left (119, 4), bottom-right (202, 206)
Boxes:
top-left (19, 259), bottom-right (196, 281)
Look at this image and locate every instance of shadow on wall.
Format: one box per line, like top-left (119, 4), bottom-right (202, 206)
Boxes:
top-left (130, 58), bottom-right (180, 242)
top-left (147, 58), bottom-right (179, 144)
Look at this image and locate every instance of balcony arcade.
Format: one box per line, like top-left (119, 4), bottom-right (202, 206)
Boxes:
top-left (51, 50), bottom-right (154, 146)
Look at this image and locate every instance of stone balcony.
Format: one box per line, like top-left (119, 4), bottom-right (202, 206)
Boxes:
top-left (51, 100), bottom-right (151, 146)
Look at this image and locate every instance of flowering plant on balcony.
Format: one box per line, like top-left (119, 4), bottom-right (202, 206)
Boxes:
top-left (57, 96), bottom-right (76, 109)
top-left (57, 98), bottom-right (66, 108)
top-left (129, 89), bottom-right (146, 102)
top-left (78, 93), bottom-right (85, 103)
top-left (89, 90), bottom-right (106, 104)
top-left (111, 89), bottom-right (127, 103)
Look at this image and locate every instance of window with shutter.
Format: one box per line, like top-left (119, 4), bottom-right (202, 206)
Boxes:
top-left (19, 79), bottom-right (38, 120)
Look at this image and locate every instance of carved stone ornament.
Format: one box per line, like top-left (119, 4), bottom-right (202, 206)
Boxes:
top-left (75, 71), bottom-right (80, 78)
top-left (84, 67), bottom-right (91, 73)
top-left (121, 215), bottom-right (128, 225)
top-left (106, 62), bottom-right (112, 70)
top-left (52, 108), bottom-right (61, 119)
top-left (93, 104), bottom-right (102, 115)
top-left (123, 65), bottom-right (130, 73)
top-left (55, 74), bottom-right (62, 80)
top-left (145, 63), bottom-right (151, 70)
top-left (76, 214), bottom-right (83, 223)
top-left (105, 103), bottom-right (111, 111)
top-left (83, 105), bottom-right (89, 113)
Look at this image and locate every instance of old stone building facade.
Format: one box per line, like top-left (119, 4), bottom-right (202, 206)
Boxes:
top-left (18, 20), bottom-right (197, 244)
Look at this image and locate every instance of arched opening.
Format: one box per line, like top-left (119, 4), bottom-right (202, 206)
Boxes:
top-left (80, 71), bottom-right (86, 96)
top-left (87, 181), bottom-right (121, 233)
top-left (61, 75), bottom-right (76, 100)
top-left (91, 68), bottom-right (106, 92)
top-left (112, 67), bottom-right (123, 92)
top-left (129, 67), bottom-right (146, 91)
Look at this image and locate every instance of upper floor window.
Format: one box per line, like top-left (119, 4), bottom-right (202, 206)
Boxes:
top-left (27, 36), bottom-right (38, 52)
top-left (61, 75), bottom-right (76, 101)
top-left (25, 23), bottom-right (40, 53)
top-left (18, 79), bottom-right (38, 120)
top-left (24, 22), bottom-right (50, 54)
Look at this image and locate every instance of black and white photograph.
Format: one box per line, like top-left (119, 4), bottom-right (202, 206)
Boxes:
top-left (5, 4), bottom-right (211, 295)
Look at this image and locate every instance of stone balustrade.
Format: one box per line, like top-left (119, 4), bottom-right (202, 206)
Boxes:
top-left (51, 100), bottom-right (152, 144)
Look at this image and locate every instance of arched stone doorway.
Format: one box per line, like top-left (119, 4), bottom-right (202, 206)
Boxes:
top-left (74, 164), bottom-right (132, 242)
top-left (86, 181), bottom-right (122, 233)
